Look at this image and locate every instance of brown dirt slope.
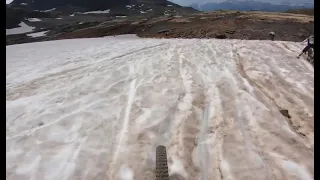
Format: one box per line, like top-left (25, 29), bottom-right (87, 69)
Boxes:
top-left (55, 11), bottom-right (314, 42)
top-left (285, 8), bottom-right (314, 16)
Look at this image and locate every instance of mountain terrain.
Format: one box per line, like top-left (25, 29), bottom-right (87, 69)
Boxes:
top-left (8, 0), bottom-right (192, 15)
top-left (6, 1), bottom-right (315, 179)
top-left (6, 0), bottom-right (196, 28)
top-left (6, 0), bottom-right (313, 47)
top-left (189, 0), bottom-right (313, 12)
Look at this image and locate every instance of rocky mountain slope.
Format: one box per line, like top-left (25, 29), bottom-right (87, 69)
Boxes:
top-left (6, 0), bottom-right (313, 47)
top-left (6, 10), bottom-right (313, 46)
top-left (9, 0), bottom-right (188, 13)
top-left (6, 5), bottom-right (58, 29)
top-left (6, 0), bottom-right (196, 29)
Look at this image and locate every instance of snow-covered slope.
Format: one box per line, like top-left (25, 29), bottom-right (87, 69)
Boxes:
top-left (6, 22), bottom-right (35, 35)
top-left (6, 35), bottom-right (314, 180)
top-left (6, 0), bottom-right (14, 4)
top-left (27, 30), bottom-right (49, 38)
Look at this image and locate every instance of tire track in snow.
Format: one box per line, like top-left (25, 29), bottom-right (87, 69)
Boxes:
top-left (205, 42), bottom-right (269, 180)
top-left (198, 104), bottom-right (210, 180)
top-left (230, 45), bottom-right (276, 179)
top-left (231, 42), bottom-right (314, 179)
top-left (199, 41), bottom-right (230, 180)
top-left (233, 43), bottom-right (313, 143)
top-left (108, 43), bottom-right (182, 180)
top-left (7, 43), bottom-right (167, 102)
top-left (165, 42), bottom-right (206, 179)
top-left (6, 98), bottom-right (107, 140)
top-left (112, 65), bottom-right (137, 163)
top-left (108, 63), bottom-right (138, 180)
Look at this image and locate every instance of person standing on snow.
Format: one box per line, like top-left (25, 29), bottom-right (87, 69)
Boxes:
top-left (298, 35), bottom-right (314, 58)
top-left (268, 32), bottom-right (275, 41)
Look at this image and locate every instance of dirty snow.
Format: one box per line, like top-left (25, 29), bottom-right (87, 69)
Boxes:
top-left (27, 30), bottom-right (49, 38)
top-left (27, 18), bottom-right (42, 22)
top-left (6, 0), bottom-right (13, 4)
top-left (82, 9), bottom-right (110, 14)
top-left (6, 35), bottom-right (314, 180)
top-left (21, 3), bottom-right (27, 5)
top-left (140, 11), bottom-right (147, 14)
top-left (6, 22), bottom-right (35, 35)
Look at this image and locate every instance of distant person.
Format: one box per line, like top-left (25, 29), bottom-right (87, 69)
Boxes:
top-left (298, 35), bottom-right (314, 59)
top-left (268, 32), bottom-right (275, 41)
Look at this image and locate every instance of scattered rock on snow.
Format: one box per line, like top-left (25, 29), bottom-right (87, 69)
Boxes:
top-left (215, 33), bottom-right (228, 39)
top-left (280, 109), bottom-right (291, 119)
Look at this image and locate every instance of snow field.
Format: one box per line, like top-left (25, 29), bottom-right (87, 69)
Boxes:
top-left (6, 35), bottom-right (313, 180)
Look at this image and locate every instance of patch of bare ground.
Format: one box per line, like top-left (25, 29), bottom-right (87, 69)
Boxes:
top-left (240, 11), bottom-right (314, 23)
top-left (54, 11), bottom-right (313, 42)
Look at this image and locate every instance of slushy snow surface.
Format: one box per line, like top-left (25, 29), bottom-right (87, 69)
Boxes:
top-left (6, 22), bottom-right (35, 35)
top-left (6, 35), bottom-right (314, 180)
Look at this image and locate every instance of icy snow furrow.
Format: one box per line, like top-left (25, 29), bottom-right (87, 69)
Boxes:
top-left (6, 36), bottom-right (313, 180)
